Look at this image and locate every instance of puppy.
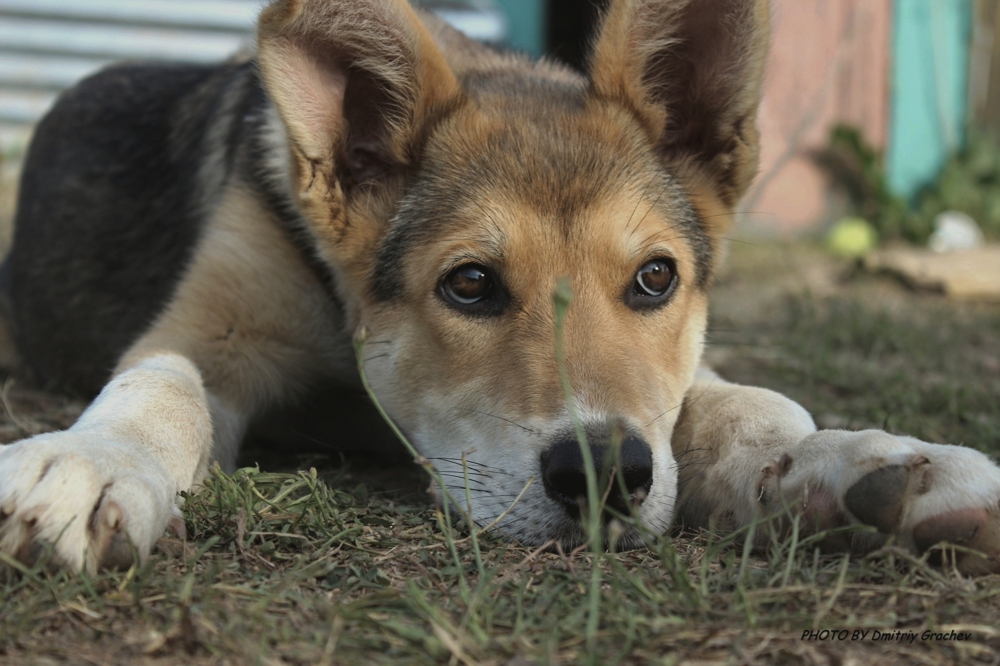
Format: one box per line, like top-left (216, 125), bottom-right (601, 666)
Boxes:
top-left (1, 0), bottom-right (998, 574)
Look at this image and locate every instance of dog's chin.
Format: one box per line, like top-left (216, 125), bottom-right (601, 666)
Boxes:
top-left (500, 522), bottom-right (657, 552)
top-left (465, 506), bottom-right (662, 552)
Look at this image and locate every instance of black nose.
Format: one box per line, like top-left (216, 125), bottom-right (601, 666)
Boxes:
top-left (540, 432), bottom-right (653, 516)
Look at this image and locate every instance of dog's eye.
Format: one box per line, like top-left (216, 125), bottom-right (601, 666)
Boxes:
top-left (635, 259), bottom-right (674, 296)
top-left (627, 258), bottom-right (678, 310)
top-left (444, 264), bottom-right (492, 303)
top-left (441, 263), bottom-right (508, 316)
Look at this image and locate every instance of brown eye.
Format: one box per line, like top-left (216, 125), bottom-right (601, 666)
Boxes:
top-left (635, 259), bottom-right (674, 296)
top-left (444, 264), bottom-right (492, 304)
top-left (627, 258), bottom-right (678, 310)
top-left (440, 263), bottom-right (511, 319)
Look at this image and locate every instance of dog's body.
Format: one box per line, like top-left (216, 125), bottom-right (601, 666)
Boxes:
top-left (2, 0), bottom-right (1000, 574)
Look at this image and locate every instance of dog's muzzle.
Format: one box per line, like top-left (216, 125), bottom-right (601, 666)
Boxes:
top-left (540, 429), bottom-right (653, 518)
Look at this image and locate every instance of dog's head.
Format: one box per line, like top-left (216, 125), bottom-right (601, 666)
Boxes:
top-left (258, 0), bottom-right (769, 546)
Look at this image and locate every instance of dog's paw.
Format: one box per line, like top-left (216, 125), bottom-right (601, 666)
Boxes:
top-left (0, 430), bottom-right (182, 573)
top-left (763, 430), bottom-right (1000, 574)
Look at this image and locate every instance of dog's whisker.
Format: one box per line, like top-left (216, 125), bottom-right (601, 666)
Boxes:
top-left (677, 455), bottom-right (716, 470)
top-left (712, 236), bottom-right (759, 247)
top-left (646, 379), bottom-right (721, 427)
top-left (638, 232), bottom-right (759, 257)
top-left (445, 483), bottom-right (493, 492)
top-left (633, 220), bottom-right (688, 250)
top-left (440, 479), bottom-right (496, 492)
top-left (636, 231), bottom-right (713, 255)
top-left (456, 408), bottom-right (542, 436)
top-left (672, 446), bottom-right (711, 458)
top-left (646, 402), bottom-right (685, 427)
top-left (672, 447), bottom-right (713, 462)
top-left (697, 210), bottom-right (776, 223)
top-left (425, 457), bottom-right (512, 475)
top-left (426, 456), bottom-right (493, 467)
top-left (674, 466), bottom-right (714, 485)
top-left (632, 182), bottom-right (673, 234)
top-left (625, 173), bottom-right (660, 240)
top-left (434, 467), bottom-right (493, 479)
top-left (438, 468), bottom-right (492, 480)
top-left (437, 472), bottom-right (489, 486)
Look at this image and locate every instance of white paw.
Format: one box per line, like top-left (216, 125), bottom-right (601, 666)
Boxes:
top-left (762, 430), bottom-right (1000, 574)
top-left (0, 430), bottom-right (182, 573)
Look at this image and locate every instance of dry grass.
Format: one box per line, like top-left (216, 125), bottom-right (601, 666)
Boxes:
top-left (0, 241), bottom-right (999, 665)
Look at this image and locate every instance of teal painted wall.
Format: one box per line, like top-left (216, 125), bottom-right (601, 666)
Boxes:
top-left (887, 0), bottom-right (972, 200)
top-left (493, 0), bottom-right (546, 56)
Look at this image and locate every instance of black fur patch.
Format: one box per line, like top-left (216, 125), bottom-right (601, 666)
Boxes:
top-left (4, 62), bottom-right (239, 394)
top-left (2, 61), bottom-right (339, 396)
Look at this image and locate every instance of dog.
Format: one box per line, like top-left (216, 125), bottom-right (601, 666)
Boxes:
top-left (1, 0), bottom-right (999, 575)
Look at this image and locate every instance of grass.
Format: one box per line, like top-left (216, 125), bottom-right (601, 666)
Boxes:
top-left (2, 242), bottom-right (1000, 664)
top-left (709, 244), bottom-right (1000, 453)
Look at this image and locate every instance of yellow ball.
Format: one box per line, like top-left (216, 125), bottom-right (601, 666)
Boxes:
top-left (827, 217), bottom-right (878, 258)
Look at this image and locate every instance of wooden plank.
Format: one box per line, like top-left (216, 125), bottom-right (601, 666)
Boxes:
top-left (969, 0), bottom-right (1000, 129)
top-left (864, 245), bottom-right (1000, 300)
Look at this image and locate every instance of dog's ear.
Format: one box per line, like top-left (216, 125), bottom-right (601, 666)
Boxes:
top-left (258, 0), bottom-right (461, 226)
top-left (589, 0), bottom-right (769, 210)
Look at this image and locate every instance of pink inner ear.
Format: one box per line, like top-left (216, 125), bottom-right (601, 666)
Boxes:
top-left (264, 39), bottom-right (349, 161)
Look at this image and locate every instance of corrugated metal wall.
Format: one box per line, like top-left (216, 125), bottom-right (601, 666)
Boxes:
top-left (0, 0), bottom-right (506, 154)
top-left (0, 0), bottom-right (258, 150)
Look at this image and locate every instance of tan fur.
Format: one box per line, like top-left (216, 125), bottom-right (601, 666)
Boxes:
top-left (119, 182), bottom-right (349, 469)
top-left (120, 184), bottom-right (344, 407)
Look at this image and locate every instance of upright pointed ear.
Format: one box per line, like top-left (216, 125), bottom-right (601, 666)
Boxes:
top-left (258, 0), bottom-right (461, 222)
top-left (590, 0), bottom-right (769, 209)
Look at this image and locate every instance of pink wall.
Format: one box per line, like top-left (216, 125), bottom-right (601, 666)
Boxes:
top-left (740, 0), bottom-right (893, 234)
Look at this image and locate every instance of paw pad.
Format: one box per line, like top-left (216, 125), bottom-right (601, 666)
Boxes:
top-left (845, 465), bottom-right (909, 533)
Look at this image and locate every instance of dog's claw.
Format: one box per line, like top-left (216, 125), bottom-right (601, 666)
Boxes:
top-left (0, 433), bottom-right (177, 573)
top-left (92, 500), bottom-right (135, 570)
top-left (167, 514), bottom-right (187, 540)
top-left (99, 531), bottom-right (136, 571)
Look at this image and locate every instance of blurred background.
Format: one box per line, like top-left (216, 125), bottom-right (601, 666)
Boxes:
top-left (1, 0), bottom-right (1000, 259)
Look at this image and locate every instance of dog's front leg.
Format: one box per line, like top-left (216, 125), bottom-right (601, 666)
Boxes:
top-left (0, 184), bottom-right (342, 573)
top-left (672, 370), bottom-right (1000, 574)
top-left (671, 369), bottom-right (817, 534)
top-left (0, 353), bottom-right (225, 572)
